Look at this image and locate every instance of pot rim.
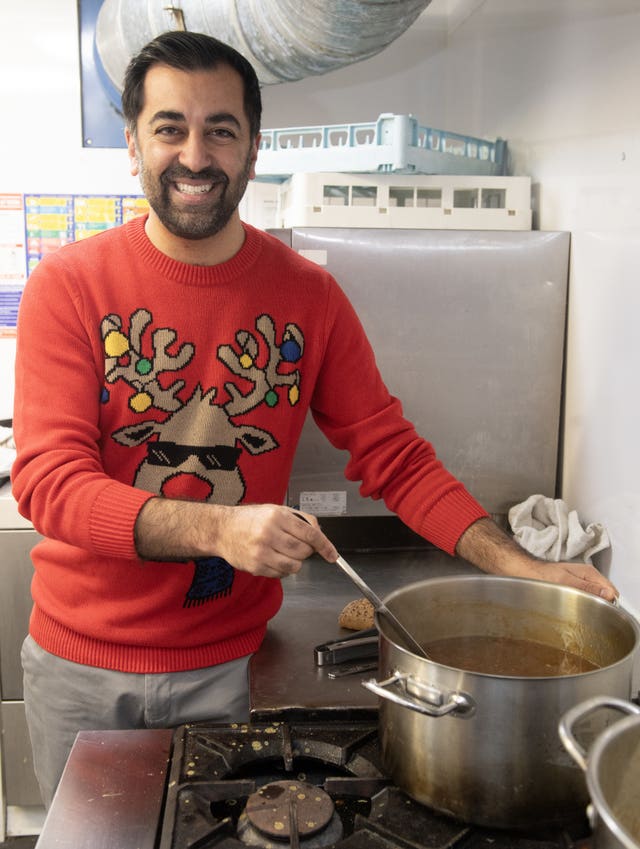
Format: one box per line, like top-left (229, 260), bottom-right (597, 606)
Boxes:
top-left (585, 712), bottom-right (640, 849)
top-left (382, 574), bottom-right (635, 609)
top-left (377, 574), bottom-right (640, 679)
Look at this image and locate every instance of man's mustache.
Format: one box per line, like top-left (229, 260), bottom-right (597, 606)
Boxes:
top-left (161, 167), bottom-right (229, 185)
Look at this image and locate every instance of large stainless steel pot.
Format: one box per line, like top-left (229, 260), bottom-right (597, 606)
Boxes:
top-left (560, 696), bottom-right (640, 849)
top-left (362, 575), bottom-right (640, 829)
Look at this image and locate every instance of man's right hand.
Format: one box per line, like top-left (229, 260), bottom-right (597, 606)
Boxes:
top-left (134, 498), bottom-right (338, 577)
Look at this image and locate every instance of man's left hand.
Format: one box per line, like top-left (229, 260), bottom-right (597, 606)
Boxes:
top-left (455, 517), bottom-right (618, 602)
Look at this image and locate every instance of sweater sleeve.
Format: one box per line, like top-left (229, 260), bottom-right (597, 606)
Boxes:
top-left (310, 281), bottom-right (488, 555)
top-left (11, 253), bottom-right (153, 558)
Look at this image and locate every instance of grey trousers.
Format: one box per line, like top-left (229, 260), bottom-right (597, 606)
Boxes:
top-left (21, 635), bottom-right (251, 809)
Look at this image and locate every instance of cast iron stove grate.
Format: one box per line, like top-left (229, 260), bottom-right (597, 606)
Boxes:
top-left (157, 721), bottom-right (589, 849)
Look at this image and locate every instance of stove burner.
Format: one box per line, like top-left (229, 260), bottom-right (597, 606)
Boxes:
top-left (245, 781), bottom-right (333, 836)
top-left (159, 721), bottom-right (591, 849)
top-left (237, 780), bottom-right (343, 847)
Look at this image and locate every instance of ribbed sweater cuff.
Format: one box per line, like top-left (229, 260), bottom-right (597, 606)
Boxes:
top-left (419, 487), bottom-right (489, 556)
top-left (90, 482), bottom-right (155, 559)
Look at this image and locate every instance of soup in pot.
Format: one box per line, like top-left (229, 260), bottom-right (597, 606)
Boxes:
top-left (422, 634), bottom-right (600, 677)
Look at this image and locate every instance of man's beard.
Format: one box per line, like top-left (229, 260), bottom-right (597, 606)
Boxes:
top-left (136, 154), bottom-right (253, 241)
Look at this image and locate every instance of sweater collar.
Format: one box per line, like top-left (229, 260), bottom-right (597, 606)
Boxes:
top-left (125, 214), bottom-right (263, 286)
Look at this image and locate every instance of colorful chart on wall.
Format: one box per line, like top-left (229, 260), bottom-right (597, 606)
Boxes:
top-left (25, 194), bottom-right (149, 274)
top-left (0, 193), bottom-right (148, 331)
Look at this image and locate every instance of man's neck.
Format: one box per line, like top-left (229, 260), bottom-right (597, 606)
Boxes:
top-left (144, 212), bottom-right (246, 266)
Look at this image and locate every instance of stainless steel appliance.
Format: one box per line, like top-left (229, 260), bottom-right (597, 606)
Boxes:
top-left (275, 228), bottom-right (570, 523)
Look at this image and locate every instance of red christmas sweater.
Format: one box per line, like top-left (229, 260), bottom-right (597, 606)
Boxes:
top-left (11, 216), bottom-right (488, 673)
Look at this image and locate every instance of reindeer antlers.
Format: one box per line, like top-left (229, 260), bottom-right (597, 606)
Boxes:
top-left (218, 314), bottom-right (304, 416)
top-left (102, 311), bottom-right (304, 417)
top-left (102, 309), bottom-right (195, 413)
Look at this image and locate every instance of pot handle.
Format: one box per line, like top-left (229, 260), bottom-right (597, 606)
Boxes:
top-left (559, 695), bottom-right (640, 771)
top-left (362, 671), bottom-right (475, 718)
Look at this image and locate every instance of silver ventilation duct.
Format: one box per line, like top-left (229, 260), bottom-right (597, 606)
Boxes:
top-left (95, 0), bottom-right (433, 90)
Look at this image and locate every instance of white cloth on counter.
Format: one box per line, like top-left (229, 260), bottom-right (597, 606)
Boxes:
top-left (508, 494), bottom-right (610, 564)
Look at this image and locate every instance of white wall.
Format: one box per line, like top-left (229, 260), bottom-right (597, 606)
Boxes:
top-left (0, 2), bottom-right (138, 195)
top-left (2, 0), bottom-right (639, 604)
top-left (428, 0), bottom-right (640, 605)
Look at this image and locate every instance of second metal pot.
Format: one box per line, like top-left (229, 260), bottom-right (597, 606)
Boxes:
top-left (560, 696), bottom-right (640, 849)
top-left (363, 575), bottom-right (640, 829)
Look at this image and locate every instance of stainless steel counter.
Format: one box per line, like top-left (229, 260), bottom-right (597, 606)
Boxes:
top-left (249, 549), bottom-right (477, 718)
top-left (35, 729), bottom-right (172, 849)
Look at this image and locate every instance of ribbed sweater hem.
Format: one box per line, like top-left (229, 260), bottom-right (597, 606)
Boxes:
top-left (30, 607), bottom-right (266, 673)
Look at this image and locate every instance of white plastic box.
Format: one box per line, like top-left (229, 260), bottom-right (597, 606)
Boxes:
top-left (273, 172), bottom-right (532, 230)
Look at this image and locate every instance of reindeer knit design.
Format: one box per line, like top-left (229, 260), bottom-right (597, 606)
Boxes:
top-left (185, 558), bottom-right (235, 607)
top-left (12, 215), bottom-right (488, 674)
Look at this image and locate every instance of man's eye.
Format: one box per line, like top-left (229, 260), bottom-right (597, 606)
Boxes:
top-left (208, 128), bottom-right (236, 139)
top-left (156, 126), bottom-right (182, 137)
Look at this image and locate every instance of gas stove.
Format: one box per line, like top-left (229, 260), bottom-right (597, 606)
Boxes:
top-left (34, 715), bottom-right (592, 849)
top-left (158, 719), bottom-right (591, 849)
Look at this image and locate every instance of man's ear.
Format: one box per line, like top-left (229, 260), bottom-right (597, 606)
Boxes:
top-left (248, 132), bottom-right (261, 180)
top-left (125, 128), bottom-right (140, 177)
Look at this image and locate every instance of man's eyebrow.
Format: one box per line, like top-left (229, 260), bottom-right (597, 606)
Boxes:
top-left (205, 112), bottom-right (242, 130)
top-left (148, 110), bottom-right (242, 129)
top-left (149, 110), bottom-right (185, 124)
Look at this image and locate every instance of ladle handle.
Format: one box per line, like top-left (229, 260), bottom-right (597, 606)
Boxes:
top-left (291, 510), bottom-right (429, 659)
top-left (334, 556), bottom-right (429, 659)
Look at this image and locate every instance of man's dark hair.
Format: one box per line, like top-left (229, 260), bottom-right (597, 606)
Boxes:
top-left (121, 30), bottom-right (262, 139)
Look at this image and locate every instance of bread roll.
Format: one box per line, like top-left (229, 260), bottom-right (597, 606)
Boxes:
top-left (338, 598), bottom-right (375, 630)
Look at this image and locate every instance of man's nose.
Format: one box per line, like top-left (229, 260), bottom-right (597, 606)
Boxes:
top-left (179, 132), bottom-right (212, 172)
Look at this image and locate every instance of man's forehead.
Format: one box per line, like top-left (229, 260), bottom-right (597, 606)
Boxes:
top-left (137, 63), bottom-right (249, 130)
top-left (141, 63), bottom-right (244, 105)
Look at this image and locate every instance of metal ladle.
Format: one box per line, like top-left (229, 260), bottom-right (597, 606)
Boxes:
top-left (333, 553), bottom-right (430, 660)
top-left (292, 510), bottom-right (429, 659)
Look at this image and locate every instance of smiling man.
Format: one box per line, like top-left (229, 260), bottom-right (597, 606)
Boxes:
top-left (11, 30), bottom-right (617, 809)
top-left (124, 44), bottom-right (261, 259)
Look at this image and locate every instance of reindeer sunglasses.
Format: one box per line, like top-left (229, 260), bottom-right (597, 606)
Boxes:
top-left (145, 441), bottom-right (242, 471)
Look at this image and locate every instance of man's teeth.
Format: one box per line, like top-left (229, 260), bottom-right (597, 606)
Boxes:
top-left (176, 183), bottom-right (213, 194)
